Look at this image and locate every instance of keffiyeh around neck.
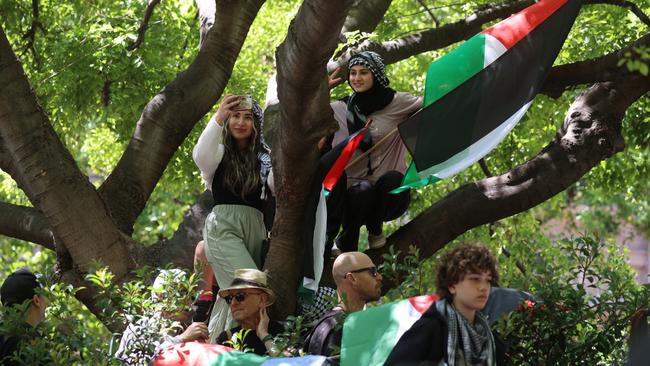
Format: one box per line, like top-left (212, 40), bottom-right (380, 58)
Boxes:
top-left (436, 299), bottom-right (496, 366)
top-left (251, 102), bottom-right (272, 197)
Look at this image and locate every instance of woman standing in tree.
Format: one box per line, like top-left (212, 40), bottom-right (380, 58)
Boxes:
top-left (193, 94), bottom-right (273, 342)
top-left (327, 51), bottom-right (422, 253)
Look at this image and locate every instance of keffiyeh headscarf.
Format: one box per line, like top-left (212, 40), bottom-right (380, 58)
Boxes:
top-left (251, 102), bottom-right (272, 197)
top-left (436, 299), bottom-right (496, 366)
top-left (348, 51), bottom-right (390, 87)
top-left (345, 51), bottom-right (396, 158)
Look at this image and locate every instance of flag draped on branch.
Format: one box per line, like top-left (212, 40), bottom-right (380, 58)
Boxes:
top-left (393, 0), bottom-right (583, 193)
top-left (340, 294), bottom-right (439, 366)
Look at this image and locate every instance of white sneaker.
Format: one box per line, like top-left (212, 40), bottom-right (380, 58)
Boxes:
top-left (368, 233), bottom-right (386, 249)
top-left (331, 243), bottom-right (342, 257)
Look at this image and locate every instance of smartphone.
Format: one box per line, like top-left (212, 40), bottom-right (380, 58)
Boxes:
top-left (237, 94), bottom-right (253, 110)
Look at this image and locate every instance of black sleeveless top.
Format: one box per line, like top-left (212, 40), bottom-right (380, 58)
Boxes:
top-left (211, 163), bottom-right (264, 212)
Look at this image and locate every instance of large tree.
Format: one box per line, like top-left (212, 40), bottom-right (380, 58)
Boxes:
top-left (0, 0), bottom-right (648, 329)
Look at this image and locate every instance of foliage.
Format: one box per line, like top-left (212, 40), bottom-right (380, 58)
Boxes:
top-left (0, 265), bottom-right (200, 365)
top-left (223, 328), bottom-right (253, 353)
top-left (0, 0), bottom-right (649, 363)
top-left (494, 237), bottom-right (649, 365)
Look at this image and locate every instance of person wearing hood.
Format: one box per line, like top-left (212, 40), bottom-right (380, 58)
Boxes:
top-left (193, 94), bottom-right (274, 342)
top-left (327, 51), bottom-right (422, 254)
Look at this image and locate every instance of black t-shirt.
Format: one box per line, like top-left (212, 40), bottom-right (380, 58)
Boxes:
top-left (216, 321), bottom-right (283, 356)
top-left (0, 323), bottom-right (41, 366)
top-left (303, 308), bottom-right (346, 356)
top-left (0, 333), bottom-right (20, 366)
top-left (211, 161), bottom-right (264, 212)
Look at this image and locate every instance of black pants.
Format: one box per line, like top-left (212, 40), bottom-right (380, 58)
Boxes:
top-left (326, 170), bottom-right (410, 253)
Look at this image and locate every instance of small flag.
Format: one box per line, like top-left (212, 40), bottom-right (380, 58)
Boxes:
top-left (323, 124), bottom-right (371, 195)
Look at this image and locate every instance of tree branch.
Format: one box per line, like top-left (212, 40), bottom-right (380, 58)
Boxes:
top-left (341, 0), bottom-right (393, 35)
top-left (21, 0), bottom-right (44, 66)
top-left (416, 0), bottom-right (440, 28)
top-left (134, 192), bottom-right (214, 269)
top-left (585, 0), bottom-right (650, 27)
top-left (371, 75), bottom-right (650, 291)
top-left (127, 0), bottom-right (162, 51)
top-left (270, 0), bottom-right (354, 318)
top-left (0, 201), bottom-right (54, 250)
top-left (542, 32), bottom-right (650, 97)
top-left (329, 0), bottom-right (536, 70)
top-left (0, 25), bottom-right (135, 279)
top-left (99, 0), bottom-right (265, 234)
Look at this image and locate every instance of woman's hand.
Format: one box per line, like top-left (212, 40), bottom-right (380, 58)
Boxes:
top-left (214, 94), bottom-right (242, 126)
top-left (328, 67), bottom-right (343, 89)
top-left (179, 322), bottom-right (209, 342)
top-left (256, 307), bottom-right (270, 339)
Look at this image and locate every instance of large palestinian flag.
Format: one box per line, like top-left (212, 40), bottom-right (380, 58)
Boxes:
top-left (340, 294), bottom-right (439, 366)
top-left (393, 0), bottom-right (582, 192)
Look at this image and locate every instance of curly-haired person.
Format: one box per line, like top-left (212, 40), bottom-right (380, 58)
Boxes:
top-left (385, 244), bottom-right (507, 366)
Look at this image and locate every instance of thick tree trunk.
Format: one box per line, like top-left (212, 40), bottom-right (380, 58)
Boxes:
top-left (268, 0), bottom-right (354, 318)
top-left (369, 76), bottom-right (650, 290)
top-left (0, 26), bottom-right (135, 279)
top-left (99, 0), bottom-right (265, 234)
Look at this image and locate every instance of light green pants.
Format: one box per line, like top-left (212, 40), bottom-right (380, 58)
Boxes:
top-left (203, 204), bottom-right (267, 343)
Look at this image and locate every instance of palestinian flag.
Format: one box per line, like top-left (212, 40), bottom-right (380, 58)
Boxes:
top-left (302, 126), bottom-right (370, 295)
top-left (340, 294), bottom-right (439, 366)
top-left (153, 343), bottom-right (329, 366)
top-left (393, 0), bottom-right (582, 192)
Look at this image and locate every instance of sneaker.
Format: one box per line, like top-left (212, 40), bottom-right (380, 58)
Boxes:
top-left (368, 233), bottom-right (386, 249)
top-left (331, 243), bottom-right (342, 257)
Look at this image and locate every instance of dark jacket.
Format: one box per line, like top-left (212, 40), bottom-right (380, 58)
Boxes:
top-left (384, 304), bottom-right (506, 366)
top-left (303, 308), bottom-right (346, 356)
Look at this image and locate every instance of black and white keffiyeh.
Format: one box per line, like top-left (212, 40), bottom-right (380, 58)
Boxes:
top-left (436, 299), bottom-right (496, 366)
top-left (251, 101), bottom-right (272, 196)
top-left (348, 51), bottom-right (390, 87)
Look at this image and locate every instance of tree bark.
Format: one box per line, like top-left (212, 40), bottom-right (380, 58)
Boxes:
top-left (0, 202), bottom-right (53, 250)
top-left (134, 192), bottom-right (214, 269)
top-left (269, 0), bottom-right (354, 318)
top-left (99, 0), bottom-right (265, 234)
top-left (369, 76), bottom-right (650, 291)
top-left (0, 26), bottom-right (135, 279)
top-left (342, 0), bottom-right (393, 35)
top-left (542, 33), bottom-right (650, 97)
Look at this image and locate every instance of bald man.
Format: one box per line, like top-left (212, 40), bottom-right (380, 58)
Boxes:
top-left (303, 252), bottom-right (383, 356)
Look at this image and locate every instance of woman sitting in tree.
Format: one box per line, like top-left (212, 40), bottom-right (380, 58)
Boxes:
top-left (327, 51), bottom-right (422, 254)
top-left (193, 94), bottom-right (273, 342)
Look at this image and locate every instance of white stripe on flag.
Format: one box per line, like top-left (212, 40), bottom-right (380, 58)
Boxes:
top-left (483, 33), bottom-right (508, 68)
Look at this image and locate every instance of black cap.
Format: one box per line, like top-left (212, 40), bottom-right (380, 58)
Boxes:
top-left (0, 268), bottom-right (41, 307)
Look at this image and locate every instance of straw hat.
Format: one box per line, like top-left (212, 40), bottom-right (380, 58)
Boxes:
top-left (218, 269), bottom-right (276, 306)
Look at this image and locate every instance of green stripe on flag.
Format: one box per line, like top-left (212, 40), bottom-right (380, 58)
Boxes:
top-left (209, 351), bottom-right (267, 366)
top-left (424, 34), bottom-right (486, 107)
top-left (390, 162), bottom-right (441, 194)
top-left (341, 299), bottom-right (433, 366)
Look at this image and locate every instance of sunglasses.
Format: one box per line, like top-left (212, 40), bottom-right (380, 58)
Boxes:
top-left (346, 266), bottom-right (379, 278)
top-left (224, 291), bottom-right (260, 305)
